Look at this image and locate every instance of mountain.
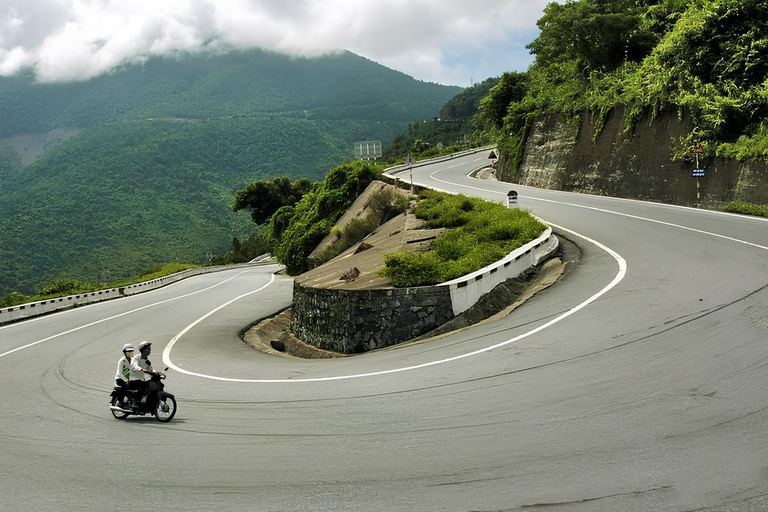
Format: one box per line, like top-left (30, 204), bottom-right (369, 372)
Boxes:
top-left (0, 49), bottom-right (462, 296)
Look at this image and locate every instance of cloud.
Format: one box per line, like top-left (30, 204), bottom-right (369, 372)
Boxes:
top-left (0, 0), bottom-right (549, 85)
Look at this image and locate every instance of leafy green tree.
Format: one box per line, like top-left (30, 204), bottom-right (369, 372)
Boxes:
top-left (440, 77), bottom-right (500, 120)
top-left (267, 161), bottom-right (379, 274)
top-left (233, 176), bottom-right (314, 224)
top-left (477, 72), bottom-right (529, 131)
top-left (528, 0), bottom-right (658, 74)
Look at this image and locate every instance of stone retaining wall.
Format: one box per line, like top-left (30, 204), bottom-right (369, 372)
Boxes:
top-left (291, 284), bottom-right (454, 354)
top-left (291, 228), bottom-right (558, 354)
top-left (510, 107), bottom-right (768, 208)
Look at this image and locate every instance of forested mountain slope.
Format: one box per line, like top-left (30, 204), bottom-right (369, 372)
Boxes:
top-left (481, 0), bottom-right (768, 170)
top-left (0, 49), bottom-right (461, 295)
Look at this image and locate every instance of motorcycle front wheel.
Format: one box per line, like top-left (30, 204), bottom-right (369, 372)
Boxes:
top-left (110, 395), bottom-right (129, 420)
top-left (154, 396), bottom-right (177, 422)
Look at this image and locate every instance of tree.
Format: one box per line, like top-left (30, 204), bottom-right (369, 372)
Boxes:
top-left (233, 176), bottom-right (314, 225)
top-left (527, 0), bottom-right (658, 74)
top-left (477, 72), bottom-right (529, 131)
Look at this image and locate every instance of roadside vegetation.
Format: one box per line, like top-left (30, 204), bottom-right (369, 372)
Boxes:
top-left (232, 160), bottom-right (382, 275)
top-left (478, 0), bottom-right (768, 178)
top-left (0, 263), bottom-right (200, 308)
top-left (721, 201), bottom-right (768, 218)
top-left (382, 77), bottom-right (499, 162)
top-left (378, 191), bottom-right (546, 287)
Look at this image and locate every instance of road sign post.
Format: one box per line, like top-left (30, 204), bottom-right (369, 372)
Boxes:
top-left (406, 153), bottom-right (415, 193)
top-left (693, 144), bottom-right (704, 205)
top-left (507, 190), bottom-right (518, 209)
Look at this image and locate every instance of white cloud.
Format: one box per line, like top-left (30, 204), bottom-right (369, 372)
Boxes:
top-left (0, 0), bottom-right (549, 85)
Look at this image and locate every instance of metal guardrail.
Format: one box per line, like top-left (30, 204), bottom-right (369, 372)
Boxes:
top-left (0, 259), bottom-right (276, 326)
top-left (382, 145), bottom-right (495, 178)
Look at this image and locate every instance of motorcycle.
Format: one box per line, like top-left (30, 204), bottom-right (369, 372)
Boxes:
top-left (109, 368), bottom-right (177, 422)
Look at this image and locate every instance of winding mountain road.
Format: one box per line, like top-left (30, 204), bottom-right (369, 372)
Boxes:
top-left (2, 151), bottom-right (767, 511)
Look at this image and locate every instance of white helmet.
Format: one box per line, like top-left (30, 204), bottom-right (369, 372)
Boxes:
top-left (122, 344), bottom-right (135, 352)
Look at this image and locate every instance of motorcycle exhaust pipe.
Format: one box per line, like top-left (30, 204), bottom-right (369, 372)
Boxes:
top-left (110, 405), bottom-right (132, 414)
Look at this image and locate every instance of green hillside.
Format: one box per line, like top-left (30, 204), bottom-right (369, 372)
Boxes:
top-left (479, 0), bottom-right (768, 171)
top-left (382, 77), bottom-right (499, 160)
top-left (0, 49), bottom-right (461, 296)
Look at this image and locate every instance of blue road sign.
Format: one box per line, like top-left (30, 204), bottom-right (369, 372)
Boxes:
top-left (692, 169), bottom-right (705, 177)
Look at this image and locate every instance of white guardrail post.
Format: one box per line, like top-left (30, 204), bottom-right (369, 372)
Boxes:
top-left (0, 260), bottom-right (273, 326)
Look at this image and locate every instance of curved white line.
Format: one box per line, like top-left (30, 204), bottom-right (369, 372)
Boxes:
top-left (0, 269), bottom-right (268, 359)
top-left (162, 274), bottom-right (276, 372)
top-left (161, 226), bottom-right (627, 383)
top-left (528, 197), bottom-right (768, 251)
top-left (429, 168), bottom-right (768, 250)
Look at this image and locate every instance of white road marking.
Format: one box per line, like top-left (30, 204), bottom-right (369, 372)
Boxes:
top-left (0, 269), bottom-right (266, 359)
top-left (430, 166), bottom-right (768, 249)
top-left (526, 196), bottom-right (768, 251)
top-left (164, 165), bottom-right (767, 383)
top-left (161, 225), bottom-right (627, 383)
top-left (162, 274), bottom-right (275, 372)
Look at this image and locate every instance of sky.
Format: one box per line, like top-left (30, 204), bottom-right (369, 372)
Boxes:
top-left (0, 0), bottom-right (552, 87)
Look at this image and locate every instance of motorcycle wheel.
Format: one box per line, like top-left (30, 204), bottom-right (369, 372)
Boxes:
top-left (110, 396), bottom-right (129, 420)
top-left (154, 396), bottom-right (177, 422)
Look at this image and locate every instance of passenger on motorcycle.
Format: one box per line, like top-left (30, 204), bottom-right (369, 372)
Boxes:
top-left (115, 344), bottom-right (134, 402)
top-left (128, 341), bottom-right (155, 403)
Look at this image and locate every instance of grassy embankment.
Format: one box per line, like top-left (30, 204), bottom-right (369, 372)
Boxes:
top-left (379, 191), bottom-right (547, 287)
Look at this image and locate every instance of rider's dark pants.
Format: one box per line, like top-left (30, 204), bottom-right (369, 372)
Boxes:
top-left (115, 379), bottom-right (127, 400)
top-left (127, 380), bottom-right (147, 401)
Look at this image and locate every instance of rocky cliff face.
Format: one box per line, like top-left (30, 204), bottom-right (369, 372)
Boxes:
top-left (506, 107), bottom-right (768, 208)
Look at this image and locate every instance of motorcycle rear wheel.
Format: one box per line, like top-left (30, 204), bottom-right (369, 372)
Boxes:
top-left (110, 396), bottom-right (129, 420)
top-left (154, 396), bottom-right (177, 422)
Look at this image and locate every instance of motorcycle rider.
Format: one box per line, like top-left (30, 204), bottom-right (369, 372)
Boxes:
top-left (115, 344), bottom-right (134, 403)
top-left (128, 341), bottom-right (155, 404)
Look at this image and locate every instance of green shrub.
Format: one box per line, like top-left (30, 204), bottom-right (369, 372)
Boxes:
top-left (0, 291), bottom-right (32, 308)
top-left (721, 201), bottom-right (768, 218)
top-left (379, 252), bottom-right (444, 287)
top-left (37, 279), bottom-right (96, 297)
top-left (267, 160), bottom-right (381, 274)
top-left (414, 192), bottom-right (485, 228)
top-left (379, 192), bottom-right (546, 287)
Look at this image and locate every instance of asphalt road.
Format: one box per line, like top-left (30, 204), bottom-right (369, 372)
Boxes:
top-left (2, 151), bottom-right (767, 511)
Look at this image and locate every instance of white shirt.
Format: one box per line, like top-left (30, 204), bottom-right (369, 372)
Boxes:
top-left (129, 353), bottom-right (153, 381)
top-left (115, 355), bottom-right (132, 383)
